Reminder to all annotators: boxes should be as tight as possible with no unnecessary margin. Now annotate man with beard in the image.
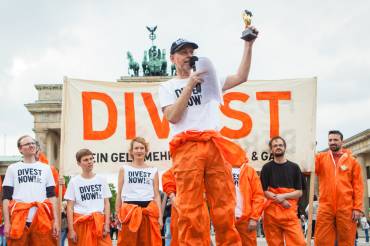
[260,136,306,246]
[314,130,364,246]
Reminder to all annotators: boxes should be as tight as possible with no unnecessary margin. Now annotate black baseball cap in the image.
[170,38,198,55]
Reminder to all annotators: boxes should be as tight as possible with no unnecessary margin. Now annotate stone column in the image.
[356,154,369,216]
[34,129,48,154]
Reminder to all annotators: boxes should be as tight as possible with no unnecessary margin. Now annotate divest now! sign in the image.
[61,77,316,175]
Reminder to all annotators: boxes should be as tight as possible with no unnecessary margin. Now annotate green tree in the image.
[64,176,71,186]
[109,183,117,215]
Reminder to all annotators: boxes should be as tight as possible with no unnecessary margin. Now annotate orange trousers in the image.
[7,200,56,246]
[117,202,161,246]
[263,188,305,246]
[170,131,244,246]
[314,206,357,246]
[68,212,112,246]
[170,203,210,246]
[235,219,257,246]
[7,224,57,246]
[162,167,211,246]
[170,206,179,246]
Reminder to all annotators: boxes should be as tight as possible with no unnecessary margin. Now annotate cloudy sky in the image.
[1,0,369,155]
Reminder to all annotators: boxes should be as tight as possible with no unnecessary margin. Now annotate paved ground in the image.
[109,237,369,245]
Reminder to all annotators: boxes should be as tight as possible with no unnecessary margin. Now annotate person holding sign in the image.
[158,23,257,245]
[64,148,112,246]
[115,137,162,246]
[260,136,305,246]
[2,135,59,246]
[232,161,265,246]
[314,130,364,246]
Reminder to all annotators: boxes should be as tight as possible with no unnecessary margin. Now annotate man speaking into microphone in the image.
[158,25,258,245]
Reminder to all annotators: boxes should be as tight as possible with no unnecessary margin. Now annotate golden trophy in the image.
[241,10,258,41]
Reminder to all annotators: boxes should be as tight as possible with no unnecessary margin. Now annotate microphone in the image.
[189,56,199,72]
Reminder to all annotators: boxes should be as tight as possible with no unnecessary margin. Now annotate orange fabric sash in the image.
[8,199,54,239]
[162,168,176,196]
[170,130,247,168]
[262,187,299,221]
[73,212,105,238]
[264,187,298,208]
[118,201,161,246]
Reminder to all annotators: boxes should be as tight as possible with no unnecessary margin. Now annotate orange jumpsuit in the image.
[170,130,246,246]
[234,164,265,246]
[117,201,161,246]
[38,152,66,197]
[7,199,56,246]
[315,149,364,246]
[263,187,306,246]
[162,168,210,246]
[68,212,112,246]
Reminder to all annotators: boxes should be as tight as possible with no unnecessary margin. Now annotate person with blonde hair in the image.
[115,137,162,246]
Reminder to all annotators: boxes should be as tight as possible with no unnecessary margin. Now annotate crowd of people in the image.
[0,25,367,246]
[0,130,366,246]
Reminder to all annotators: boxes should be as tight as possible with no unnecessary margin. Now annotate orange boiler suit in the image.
[170,130,246,246]
[162,168,210,246]
[262,187,306,246]
[260,160,306,246]
[117,201,161,246]
[68,212,112,246]
[7,199,57,246]
[233,163,265,246]
[314,149,364,246]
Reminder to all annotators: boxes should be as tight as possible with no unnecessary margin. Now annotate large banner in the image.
[61,77,316,175]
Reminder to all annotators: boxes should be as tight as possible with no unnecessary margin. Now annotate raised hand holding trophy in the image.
[241,10,258,41]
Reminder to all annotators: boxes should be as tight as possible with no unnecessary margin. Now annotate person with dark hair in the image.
[2,135,59,245]
[314,130,364,246]
[115,137,162,246]
[109,214,118,240]
[305,195,318,238]
[360,215,369,243]
[60,201,68,246]
[65,148,112,246]
[260,136,306,246]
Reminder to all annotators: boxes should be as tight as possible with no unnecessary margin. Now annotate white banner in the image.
[61,77,316,175]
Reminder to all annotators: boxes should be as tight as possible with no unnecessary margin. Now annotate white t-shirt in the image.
[158,76,225,136]
[121,165,157,202]
[64,174,112,215]
[2,161,55,222]
[232,168,243,218]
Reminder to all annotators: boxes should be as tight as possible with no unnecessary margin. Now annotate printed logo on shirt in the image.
[233,173,239,187]
[128,171,152,184]
[174,83,202,106]
[79,184,103,201]
[17,168,42,184]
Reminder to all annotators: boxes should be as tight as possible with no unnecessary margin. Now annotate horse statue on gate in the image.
[126,51,140,76]
[171,64,176,76]
[142,51,149,76]
[161,49,168,76]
